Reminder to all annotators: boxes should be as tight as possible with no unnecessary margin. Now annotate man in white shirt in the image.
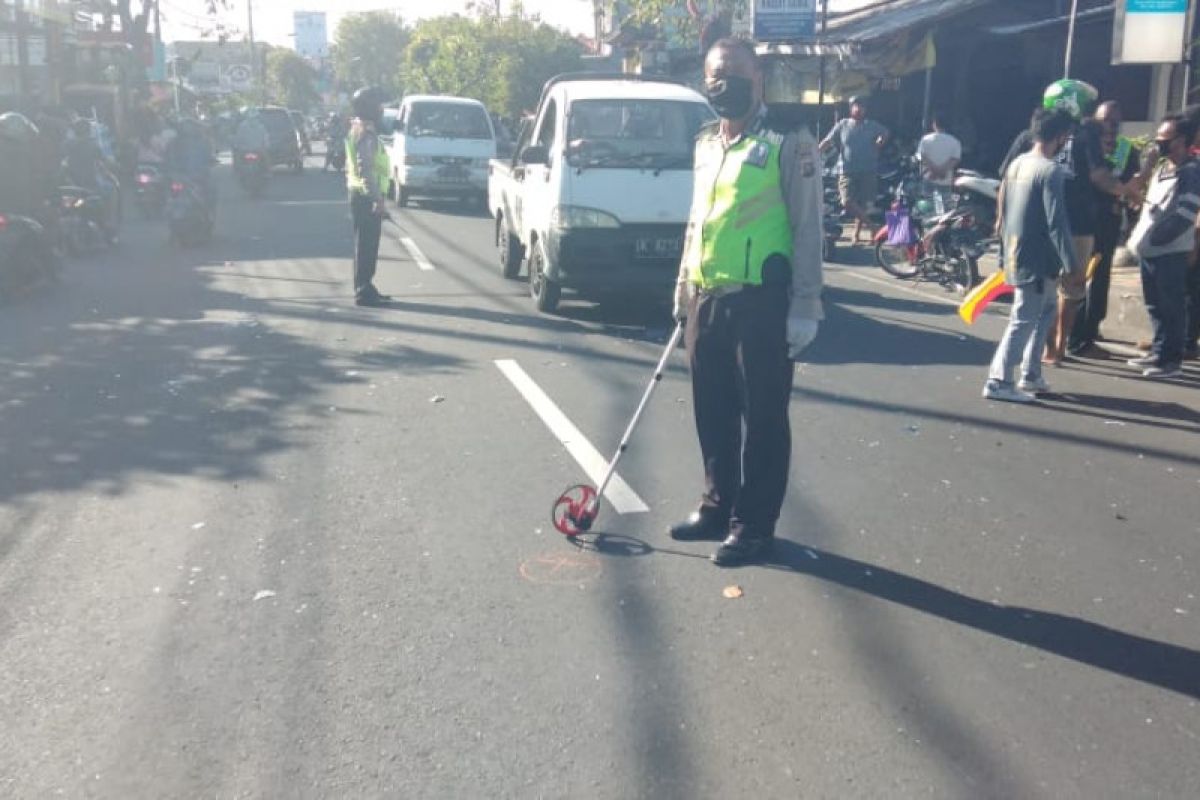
[917,113,961,209]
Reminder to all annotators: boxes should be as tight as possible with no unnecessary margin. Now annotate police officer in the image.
[669,38,824,567]
[347,87,392,306]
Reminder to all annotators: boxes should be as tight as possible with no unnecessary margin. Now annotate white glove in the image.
[787,316,819,360]
[672,279,692,322]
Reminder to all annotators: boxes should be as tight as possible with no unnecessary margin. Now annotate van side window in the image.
[534,100,557,149]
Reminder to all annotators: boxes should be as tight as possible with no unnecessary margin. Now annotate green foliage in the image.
[265,49,320,111]
[332,11,410,96]
[402,12,583,119]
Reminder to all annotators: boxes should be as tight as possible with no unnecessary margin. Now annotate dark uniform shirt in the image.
[1000,120,1105,237]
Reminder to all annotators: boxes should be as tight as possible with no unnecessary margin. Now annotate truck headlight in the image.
[551,206,620,229]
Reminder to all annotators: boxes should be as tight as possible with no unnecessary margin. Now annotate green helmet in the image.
[1043,79,1099,120]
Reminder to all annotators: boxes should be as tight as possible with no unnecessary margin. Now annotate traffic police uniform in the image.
[676,111,824,550]
[346,120,391,301]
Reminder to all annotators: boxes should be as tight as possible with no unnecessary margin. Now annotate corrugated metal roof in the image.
[828,0,994,43]
[757,0,993,57]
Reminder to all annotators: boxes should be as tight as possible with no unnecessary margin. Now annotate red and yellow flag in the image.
[958,271,1013,325]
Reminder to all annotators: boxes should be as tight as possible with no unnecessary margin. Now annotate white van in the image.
[488,75,715,312]
[387,95,496,208]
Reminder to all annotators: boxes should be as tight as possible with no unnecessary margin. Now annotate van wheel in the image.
[529,245,560,313]
[392,179,408,207]
[498,218,522,279]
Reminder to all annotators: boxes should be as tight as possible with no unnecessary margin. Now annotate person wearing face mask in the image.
[1125,114,1200,379]
[1068,101,1142,358]
[346,86,392,307]
[668,37,824,567]
[819,96,888,245]
[983,109,1079,403]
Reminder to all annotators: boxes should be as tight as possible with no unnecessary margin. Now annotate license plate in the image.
[635,236,682,259]
[436,165,468,183]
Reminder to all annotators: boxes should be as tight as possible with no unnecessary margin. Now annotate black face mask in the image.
[1156,138,1176,158]
[706,76,755,120]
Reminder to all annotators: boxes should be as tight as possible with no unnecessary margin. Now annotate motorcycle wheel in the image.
[876,241,920,279]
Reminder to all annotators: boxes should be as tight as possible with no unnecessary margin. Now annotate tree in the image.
[332,11,409,96]
[265,50,320,111]
[403,12,583,119]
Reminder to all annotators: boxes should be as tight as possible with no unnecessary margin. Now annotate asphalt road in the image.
[1,151,1197,799]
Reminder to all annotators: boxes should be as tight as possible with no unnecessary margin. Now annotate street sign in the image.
[753,0,817,41]
[225,64,252,91]
[1113,0,1192,63]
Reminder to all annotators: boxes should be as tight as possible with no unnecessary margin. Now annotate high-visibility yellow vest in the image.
[681,125,793,289]
[346,128,390,197]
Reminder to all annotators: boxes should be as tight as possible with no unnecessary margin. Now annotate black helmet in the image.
[0,111,40,144]
[352,86,386,122]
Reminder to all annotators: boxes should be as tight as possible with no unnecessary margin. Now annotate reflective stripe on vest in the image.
[681,130,793,289]
[346,131,390,196]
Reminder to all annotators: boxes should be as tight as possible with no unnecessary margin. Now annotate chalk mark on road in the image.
[494,359,650,515]
[400,236,436,271]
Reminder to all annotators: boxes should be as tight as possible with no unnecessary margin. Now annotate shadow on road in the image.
[568,532,1200,699]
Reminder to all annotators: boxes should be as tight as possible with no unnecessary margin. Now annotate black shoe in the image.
[669,510,728,542]
[711,534,773,567]
[355,293,390,307]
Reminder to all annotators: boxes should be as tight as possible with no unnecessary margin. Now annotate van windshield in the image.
[407,103,492,140]
[566,99,715,170]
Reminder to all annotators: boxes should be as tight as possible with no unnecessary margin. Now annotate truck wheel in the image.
[529,245,560,313]
[392,179,409,207]
[498,218,522,279]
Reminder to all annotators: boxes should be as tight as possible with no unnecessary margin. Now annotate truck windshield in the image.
[408,103,493,140]
[566,99,714,170]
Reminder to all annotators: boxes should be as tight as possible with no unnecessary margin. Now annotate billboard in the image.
[753,0,817,41]
[293,11,329,62]
[1113,0,1192,64]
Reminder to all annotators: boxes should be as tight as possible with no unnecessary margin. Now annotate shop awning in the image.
[758,0,993,58]
[987,4,1114,36]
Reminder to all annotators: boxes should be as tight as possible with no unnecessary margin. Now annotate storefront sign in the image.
[1113,0,1192,63]
[753,0,817,41]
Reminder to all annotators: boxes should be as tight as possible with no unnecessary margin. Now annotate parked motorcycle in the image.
[953,169,1001,237]
[874,181,984,293]
[0,211,59,302]
[167,179,214,247]
[236,150,269,198]
[326,136,346,172]
[134,163,167,219]
[822,177,843,262]
[57,185,114,255]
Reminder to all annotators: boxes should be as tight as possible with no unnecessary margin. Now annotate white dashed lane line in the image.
[494,359,650,515]
[400,235,436,271]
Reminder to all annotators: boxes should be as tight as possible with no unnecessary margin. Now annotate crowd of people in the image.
[985,80,1200,400]
[814,77,1200,396]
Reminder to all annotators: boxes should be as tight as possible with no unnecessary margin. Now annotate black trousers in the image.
[351,193,382,297]
[1070,220,1119,349]
[1186,256,1200,349]
[685,284,793,540]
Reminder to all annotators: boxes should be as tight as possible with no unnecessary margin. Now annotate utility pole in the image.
[1063,0,1080,78]
[816,0,830,138]
[247,0,258,101]
[14,0,31,108]
[495,0,501,17]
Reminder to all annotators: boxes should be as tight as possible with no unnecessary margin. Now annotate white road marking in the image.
[400,236,436,271]
[494,359,650,515]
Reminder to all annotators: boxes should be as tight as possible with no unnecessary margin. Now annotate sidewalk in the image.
[1105,248,1152,351]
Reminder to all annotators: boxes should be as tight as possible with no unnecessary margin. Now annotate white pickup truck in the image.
[488,73,715,312]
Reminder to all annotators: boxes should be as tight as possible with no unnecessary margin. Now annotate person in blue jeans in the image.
[984,109,1079,403]
[1126,114,1200,379]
